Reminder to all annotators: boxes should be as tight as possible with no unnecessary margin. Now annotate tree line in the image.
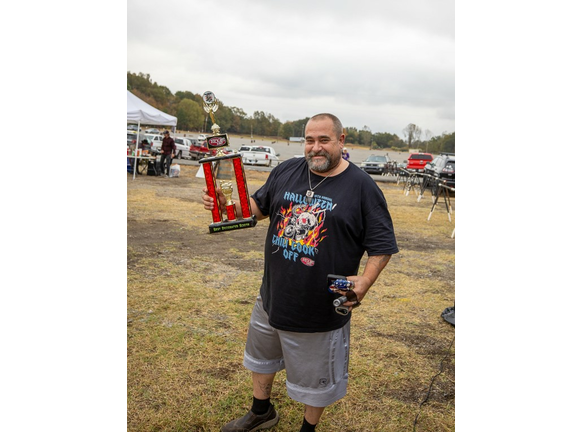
[128,72,454,154]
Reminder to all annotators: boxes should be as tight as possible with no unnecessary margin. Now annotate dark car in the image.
[360,155,390,175]
[406,153,433,173]
[424,153,455,188]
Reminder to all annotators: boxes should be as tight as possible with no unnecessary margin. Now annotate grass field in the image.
[127,164,455,431]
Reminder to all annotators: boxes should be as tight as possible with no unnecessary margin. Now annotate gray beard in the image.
[307,151,339,173]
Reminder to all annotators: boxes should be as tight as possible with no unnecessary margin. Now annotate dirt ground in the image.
[128,171,270,274]
[127,168,453,268]
[127,164,455,431]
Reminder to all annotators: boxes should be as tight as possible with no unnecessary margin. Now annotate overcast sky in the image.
[127,0,454,138]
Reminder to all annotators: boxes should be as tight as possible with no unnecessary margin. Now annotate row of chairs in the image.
[396,170,455,238]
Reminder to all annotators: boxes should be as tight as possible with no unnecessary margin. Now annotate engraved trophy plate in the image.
[200,91,256,233]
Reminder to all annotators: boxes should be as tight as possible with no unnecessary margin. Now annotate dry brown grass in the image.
[127,165,455,431]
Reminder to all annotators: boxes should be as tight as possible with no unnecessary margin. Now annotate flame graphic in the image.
[276,202,295,236]
[276,202,327,246]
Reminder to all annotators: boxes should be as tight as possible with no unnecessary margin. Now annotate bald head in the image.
[307,113,343,140]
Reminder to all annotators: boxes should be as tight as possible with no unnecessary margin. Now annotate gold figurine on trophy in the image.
[203,91,222,135]
[219,180,237,221]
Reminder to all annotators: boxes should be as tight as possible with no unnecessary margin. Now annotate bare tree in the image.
[402,123,422,148]
[423,129,433,152]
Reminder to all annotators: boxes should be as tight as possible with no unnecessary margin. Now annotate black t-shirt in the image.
[252,158,399,332]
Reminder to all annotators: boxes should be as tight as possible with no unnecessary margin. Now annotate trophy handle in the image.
[202,163,222,223]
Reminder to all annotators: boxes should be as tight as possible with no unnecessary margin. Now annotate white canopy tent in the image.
[127,91,178,179]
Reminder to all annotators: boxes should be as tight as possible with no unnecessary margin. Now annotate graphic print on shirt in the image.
[271,191,334,266]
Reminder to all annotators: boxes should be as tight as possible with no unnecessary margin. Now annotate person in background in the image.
[202,113,398,432]
[342,148,350,161]
[139,138,151,153]
[160,131,176,177]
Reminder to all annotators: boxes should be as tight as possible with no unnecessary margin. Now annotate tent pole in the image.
[133,120,140,180]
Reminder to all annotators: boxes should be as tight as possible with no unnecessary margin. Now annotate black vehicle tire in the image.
[177,151,182,159]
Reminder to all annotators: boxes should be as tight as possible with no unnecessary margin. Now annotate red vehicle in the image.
[406,153,433,173]
[189,139,217,160]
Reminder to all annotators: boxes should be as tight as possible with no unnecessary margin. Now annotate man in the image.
[202,113,398,431]
[160,131,176,177]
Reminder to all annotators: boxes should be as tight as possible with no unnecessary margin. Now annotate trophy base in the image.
[209,216,257,233]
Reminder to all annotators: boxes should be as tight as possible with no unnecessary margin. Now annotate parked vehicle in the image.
[217,147,235,155]
[190,139,215,160]
[145,128,160,134]
[127,132,150,149]
[360,155,390,175]
[424,153,455,188]
[148,134,190,159]
[172,137,191,159]
[145,134,163,153]
[406,153,433,173]
[240,146,280,167]
[127,124,140,132]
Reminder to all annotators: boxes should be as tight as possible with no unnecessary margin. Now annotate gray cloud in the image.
[128,0,454,136]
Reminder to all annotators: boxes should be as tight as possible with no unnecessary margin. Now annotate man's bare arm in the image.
[346,254,392,307]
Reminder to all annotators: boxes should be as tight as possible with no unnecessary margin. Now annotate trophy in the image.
[200,91,257,233]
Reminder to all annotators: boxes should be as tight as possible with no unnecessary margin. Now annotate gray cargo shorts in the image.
[243,296,351,407]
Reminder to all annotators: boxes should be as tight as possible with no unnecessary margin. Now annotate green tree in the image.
[373,132,399,149]
[265,113,282,137]
[176,98,204,131]
[127,71,455,141]
[175,90,197,102]
[345,127,358,144]
[441,132,455,153]
[426,132,455,154]
[279,122,294,140]
[213,101,234,133]
[359,126,373,148]
[229,107,248,134]
[392,137,406,149]
[127,71,174,113]
[252,111,269,136]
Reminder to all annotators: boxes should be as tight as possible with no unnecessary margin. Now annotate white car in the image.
[241,146,280,167]
[145,134,163,151]
[172,137,192,159]
[147,134,190,159]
